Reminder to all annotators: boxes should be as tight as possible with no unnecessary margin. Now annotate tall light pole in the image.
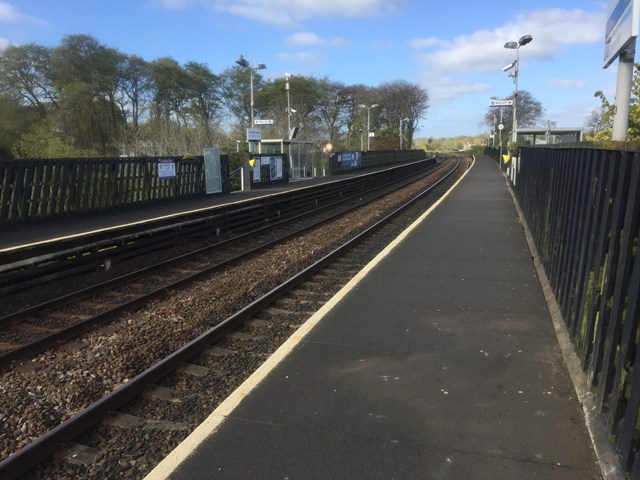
[503,34,532,145]
[285,73,294,136]
[492,114,496,147]
[284,73,293,174]
[399,117,409,150]
[359,104,379,151]
[236,54,266,152]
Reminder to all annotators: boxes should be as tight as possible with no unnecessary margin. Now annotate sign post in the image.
[604,0,640,140]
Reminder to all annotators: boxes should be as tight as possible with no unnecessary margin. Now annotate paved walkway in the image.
[146,155,602,479]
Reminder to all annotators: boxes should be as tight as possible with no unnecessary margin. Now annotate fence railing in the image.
[512,144,640,474]
[0,156,230,225]
[330,149,427,174]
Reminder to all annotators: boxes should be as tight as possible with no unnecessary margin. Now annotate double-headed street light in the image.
[284,73,293,137]
[235,54,266,131]
[359,104,379,151]
[503,34,532,144]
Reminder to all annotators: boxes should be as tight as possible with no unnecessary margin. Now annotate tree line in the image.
[585,63,640,142]
[0,34,430,159]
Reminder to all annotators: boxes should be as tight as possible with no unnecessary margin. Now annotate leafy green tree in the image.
[0,43,57,118]
[585,64,640,141]
[219,65,266,129]
[51,34,126,154]
[315,78,350,146]
[11,119,98,158]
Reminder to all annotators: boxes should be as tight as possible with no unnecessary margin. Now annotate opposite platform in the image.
[147,156,602,479]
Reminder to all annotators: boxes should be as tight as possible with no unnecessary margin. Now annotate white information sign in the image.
[158,159,176,179]
[489,100,513,107]
[604,0,639,67]
[254,119,274,125]
[247,128,261,142]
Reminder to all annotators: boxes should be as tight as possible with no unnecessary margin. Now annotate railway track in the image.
[0,159,447,366]
[0,156,469,479]
[0,158,438,297]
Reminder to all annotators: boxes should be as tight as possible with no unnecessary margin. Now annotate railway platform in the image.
[145,155,605,479]
[0,175,330,251]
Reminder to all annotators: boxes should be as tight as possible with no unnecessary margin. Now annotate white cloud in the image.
[277,50,327,66]
[415,8,605,75]
[172,0,407,27]
[0,1,45,25]
[0,1,21,22]
[372,40,395,50]
[155,0,196,9]
[547,79,588,88]
[286,32,347,47]
[0,36,8,49]
[428,77,492,101]
[409,37,447,50]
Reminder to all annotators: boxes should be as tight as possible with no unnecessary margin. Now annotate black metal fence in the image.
[330,149,427,174]
[513,145,640,474]
[0,155,230,225]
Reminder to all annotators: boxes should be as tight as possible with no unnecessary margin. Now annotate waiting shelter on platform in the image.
[517,127,583,145]
[258,139,315,180]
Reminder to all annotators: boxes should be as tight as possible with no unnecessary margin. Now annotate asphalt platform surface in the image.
[147,155,602,479]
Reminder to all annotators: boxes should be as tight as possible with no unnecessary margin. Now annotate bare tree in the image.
[482,90,544,144]
[376,80,429,148]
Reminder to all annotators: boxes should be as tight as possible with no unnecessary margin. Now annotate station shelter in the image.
[258,139,315,180]
[517,127,583,145]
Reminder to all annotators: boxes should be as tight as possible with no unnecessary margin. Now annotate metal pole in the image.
[249,69,255,154]
[399,119,403,150]
[492,115,496,147]
[499,107,503,169]
[250,69,254,129]
[612,43,636,141]
[286,76,293,176]
[512,47,519,145]
[367,109,371,151]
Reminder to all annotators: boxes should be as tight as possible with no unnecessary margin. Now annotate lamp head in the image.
[502,62,516,72]
[504,41,518,49]
[519,35,533,46]
[235,55,250,68]
[255,63,266,70]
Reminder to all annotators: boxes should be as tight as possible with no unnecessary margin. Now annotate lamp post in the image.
[359,104,379,151]
[503,34,532,145]
[284,73,294,174]
[236,55,266,152]
[492,114,496,147]
[399,117,409,150]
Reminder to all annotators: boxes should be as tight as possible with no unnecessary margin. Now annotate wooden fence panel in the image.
[0,155,217,224]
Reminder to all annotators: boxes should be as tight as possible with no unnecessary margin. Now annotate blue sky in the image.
[0,0,617,138]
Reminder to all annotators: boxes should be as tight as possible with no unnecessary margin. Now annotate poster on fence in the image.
[267,156,283,180]
[337,152,362,169]
[158,159,176,179]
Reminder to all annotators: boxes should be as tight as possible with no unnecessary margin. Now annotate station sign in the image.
[604,0,639,68]
[254,119,274,125]
[489,100,514,107]
[247,128,261,142]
